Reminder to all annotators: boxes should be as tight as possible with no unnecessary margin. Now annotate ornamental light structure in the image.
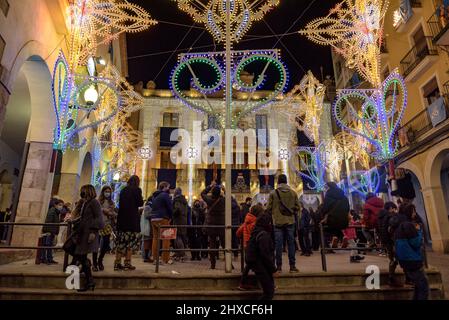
[53,0,156,151]
[172,0,282,273]
[300,0,407,192]
[277,71,325,146]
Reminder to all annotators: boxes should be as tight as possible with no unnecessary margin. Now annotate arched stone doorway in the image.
[424,145,449,253]
[408,170,431,244]
[0,56,56,246]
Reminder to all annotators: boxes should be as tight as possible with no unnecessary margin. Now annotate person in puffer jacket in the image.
[362,193,384,247]
[237,204,265,290]
[394,203,429,300]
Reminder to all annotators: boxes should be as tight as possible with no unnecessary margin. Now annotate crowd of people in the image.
[38,173,429,300]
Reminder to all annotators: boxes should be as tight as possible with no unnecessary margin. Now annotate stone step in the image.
[0,269,443,291]
[0,284,444,300]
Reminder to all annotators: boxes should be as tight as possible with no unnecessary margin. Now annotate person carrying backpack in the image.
[266,174,300,273]
[320,182,350,249]
[237,204,264,290]
[394,204,429,300]
[245,213,277,300]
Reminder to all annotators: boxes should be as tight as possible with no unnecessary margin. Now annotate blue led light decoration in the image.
[348,169,381,197]
[333,69,407,162]
[290,143,327,192]
[170,50,288,128]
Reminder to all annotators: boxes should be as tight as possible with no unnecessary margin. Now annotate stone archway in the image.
[1,56,56,246]
[423,143,449,253]
[79,152,93,188]
[397,167,432,244]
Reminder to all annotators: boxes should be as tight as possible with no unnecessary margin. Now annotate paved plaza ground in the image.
[0,249,447,298]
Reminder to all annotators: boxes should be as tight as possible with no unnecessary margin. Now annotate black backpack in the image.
[245,230,265,265]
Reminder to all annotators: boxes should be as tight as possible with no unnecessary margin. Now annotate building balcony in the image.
[400,37,438,82]
[397,84,449,155]
[393,0,422,33]
[427,6,449,47]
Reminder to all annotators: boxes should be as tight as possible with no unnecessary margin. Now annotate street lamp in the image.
[84,85,99,106]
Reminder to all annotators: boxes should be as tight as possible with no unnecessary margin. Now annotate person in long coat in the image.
[115,175,144,271]
[72,184,104,292]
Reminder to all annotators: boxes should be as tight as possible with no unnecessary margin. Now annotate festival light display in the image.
[333,69,407,162]
[170,50,288,127]
[334,131,371,169]
[290,143,327,192]
[299,0,389,87]
[349,169,381,197]
[278,71,325,144]
[53,0,155,151]
[174,0,280,43]
[66,0,156,70]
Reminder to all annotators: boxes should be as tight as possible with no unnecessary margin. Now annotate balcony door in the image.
[413,26,428,57]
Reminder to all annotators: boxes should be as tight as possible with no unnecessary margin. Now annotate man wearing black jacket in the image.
[246,213,277,300]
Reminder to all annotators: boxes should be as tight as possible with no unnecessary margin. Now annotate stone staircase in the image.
[0,269,445,300]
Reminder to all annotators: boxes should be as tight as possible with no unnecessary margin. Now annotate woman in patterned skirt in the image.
[114,176,144,271]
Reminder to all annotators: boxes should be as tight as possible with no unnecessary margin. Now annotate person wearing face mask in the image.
[96,186,117,271]
[71,185,104,292]
[41,199,64,264]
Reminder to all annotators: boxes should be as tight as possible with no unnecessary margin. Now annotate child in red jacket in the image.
[237,204,264,290]
[343,214,365,263]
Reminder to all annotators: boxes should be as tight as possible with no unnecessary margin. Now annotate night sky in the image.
[126,0,340,90]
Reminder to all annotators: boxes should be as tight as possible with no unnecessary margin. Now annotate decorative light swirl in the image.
[173,0,280,43]
[349,169,381,197]
[170,50,288,128]
[333,69,407,162]
[289,144,327,192]
[277,71,325,145]
[299,0,389,87]
[67,0,157,70]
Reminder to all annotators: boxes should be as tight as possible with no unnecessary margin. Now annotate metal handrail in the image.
[154,224,244,273]
[0,221,71,271]
[319,223,428,272]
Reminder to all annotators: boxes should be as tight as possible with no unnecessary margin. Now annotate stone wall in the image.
[11,142,54,247]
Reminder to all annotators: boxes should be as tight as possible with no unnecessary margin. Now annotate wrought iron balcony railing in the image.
[398,92,449,148]
[400,37,438,78]
[427,6,449,44]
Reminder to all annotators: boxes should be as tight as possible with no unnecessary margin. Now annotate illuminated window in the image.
[163,112,179,127]
[422,77,440,106]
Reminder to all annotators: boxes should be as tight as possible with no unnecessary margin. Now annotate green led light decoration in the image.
[333,69,407,162]
[170,50,288,128]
